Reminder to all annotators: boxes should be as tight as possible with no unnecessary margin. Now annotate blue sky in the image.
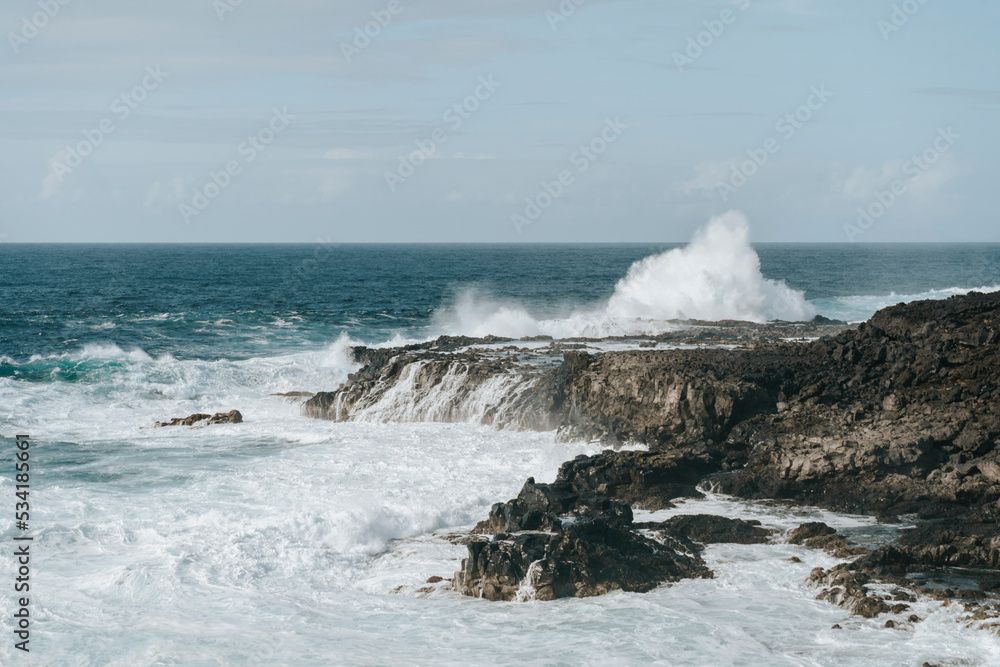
[0,0,997,242]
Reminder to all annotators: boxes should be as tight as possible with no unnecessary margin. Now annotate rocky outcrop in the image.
[305,291,1000,603]
[461,291,1000,603]
[453,448,746,600]
[809,565,910,619]
[155,410,243,427]
[455,517,711,601]
[302,322,849,443]
[640,515,774,546]
[789,522,868,558]
[711,291,1000,522]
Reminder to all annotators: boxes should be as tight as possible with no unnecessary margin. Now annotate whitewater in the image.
[2,216,999,665]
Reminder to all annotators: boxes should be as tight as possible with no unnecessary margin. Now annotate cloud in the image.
[841,154,961,202]
[674,159,739,196]
[842,161,901,200]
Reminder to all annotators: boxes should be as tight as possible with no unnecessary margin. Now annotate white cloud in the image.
[674,159,739,196]
[842,162,899,200]
[841,154,961,202]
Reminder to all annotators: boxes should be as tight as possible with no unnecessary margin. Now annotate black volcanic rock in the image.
[789,522,837,544]
[306,291,1000,603]
[455,516,711,601]
[637,515,774,547]
[455,449,720,600]
[155,410,243,427]
[788,523,867,558]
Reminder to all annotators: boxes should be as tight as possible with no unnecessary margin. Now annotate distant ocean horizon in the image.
[4,237,999,359]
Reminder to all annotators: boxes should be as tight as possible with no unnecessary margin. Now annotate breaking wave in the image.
[432,211,815,338]
[605,212,815,323]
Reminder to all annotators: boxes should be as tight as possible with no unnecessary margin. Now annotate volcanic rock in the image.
[155,410,243,427]
[638,514,774,546]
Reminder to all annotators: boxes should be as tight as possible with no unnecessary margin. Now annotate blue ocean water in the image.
[2,242,999,362]
[2,239,1000,666]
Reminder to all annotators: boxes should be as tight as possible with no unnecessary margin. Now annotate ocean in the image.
[2,233,1000,665]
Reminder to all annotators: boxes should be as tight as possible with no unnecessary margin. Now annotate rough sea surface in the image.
[2,239,999,665]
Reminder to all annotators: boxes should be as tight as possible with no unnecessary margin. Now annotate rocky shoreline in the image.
[305,292,1000,627]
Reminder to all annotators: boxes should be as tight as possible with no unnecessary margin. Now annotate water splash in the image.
[513,559,544,602]
[432,211,815,338]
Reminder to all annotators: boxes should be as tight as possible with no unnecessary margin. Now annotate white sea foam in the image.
[77,342,154,362]
[18,339,992,667]
[2,351,998,665]
[432,212,815,339]
[358,494,1000,666]
[347,360,537,426]
[813,283,1000,323]
[604,212,815,323]
[0,334,362,442]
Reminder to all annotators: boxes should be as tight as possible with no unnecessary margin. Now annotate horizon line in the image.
[3,241,1000,246]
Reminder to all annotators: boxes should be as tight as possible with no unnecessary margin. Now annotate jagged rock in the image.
[458,453,720,601]
[207,410,243,424]
[639,514,774,546]
[307,291,1000,603]
[454,517,710,601]
[156,413,211,427]
[790,522,837,543]
[787,522,868,558]
[874,520,1000,571]
[809,565,895,618]
[155,410,243,427]
[554,448,722,510]
[474,476,632,535]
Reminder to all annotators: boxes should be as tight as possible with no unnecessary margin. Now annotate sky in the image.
[0,0,997,243]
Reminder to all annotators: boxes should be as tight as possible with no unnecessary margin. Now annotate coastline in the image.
[304,291,1000,630]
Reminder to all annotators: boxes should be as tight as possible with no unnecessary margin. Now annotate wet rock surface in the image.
[155,410,243,427]
[638,515,774,547]
[308,292,1000,606]
[454,517,712,601]
[454,451,721,600]
[789,522,868,558]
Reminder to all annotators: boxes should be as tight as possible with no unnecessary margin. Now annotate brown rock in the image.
[789,522,836,544]
[155,410,243,427]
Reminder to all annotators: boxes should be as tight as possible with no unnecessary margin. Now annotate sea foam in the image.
[604,212,815,323]
[432,212,815,338]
